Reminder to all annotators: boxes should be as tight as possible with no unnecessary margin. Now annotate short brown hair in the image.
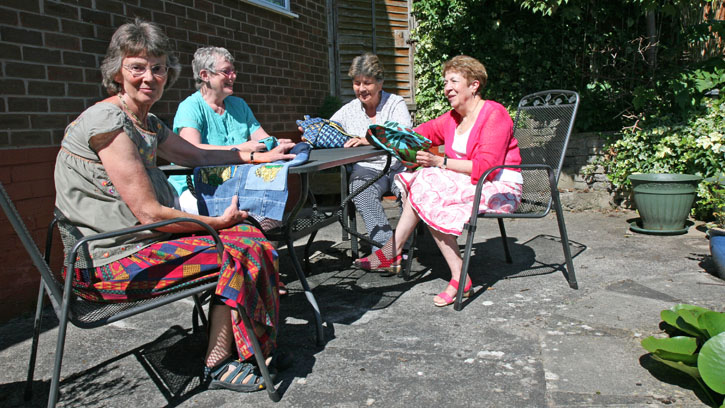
[348,53,384,82]
[442,55,487,95]
[100,18,181,95]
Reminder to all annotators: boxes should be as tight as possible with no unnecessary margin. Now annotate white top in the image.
[330,91,412,171]
[451,123,522,184]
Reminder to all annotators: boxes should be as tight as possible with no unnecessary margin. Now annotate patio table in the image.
[161,145,391,345]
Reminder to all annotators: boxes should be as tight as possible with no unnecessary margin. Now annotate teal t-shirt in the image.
[168,91,262,195]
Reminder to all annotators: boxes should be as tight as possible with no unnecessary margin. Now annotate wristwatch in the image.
[441,156,448,169]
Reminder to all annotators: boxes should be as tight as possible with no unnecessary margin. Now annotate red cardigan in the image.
[414,100,521,185]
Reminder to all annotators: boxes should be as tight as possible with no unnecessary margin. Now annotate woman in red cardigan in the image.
[356,55,523,307]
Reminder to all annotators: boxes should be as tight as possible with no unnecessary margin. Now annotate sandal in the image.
[354,248,402,274]
[433,279,473,307]
[278,282,288,297]
[267,349,293,371]
[203,358,266,392]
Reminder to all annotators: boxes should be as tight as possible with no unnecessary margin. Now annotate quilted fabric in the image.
[296,115,353,148]
[366,121,432,170]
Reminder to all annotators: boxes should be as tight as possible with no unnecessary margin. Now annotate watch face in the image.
[230,147,240,152]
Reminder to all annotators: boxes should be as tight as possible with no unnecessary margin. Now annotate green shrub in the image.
[600,97,725,219]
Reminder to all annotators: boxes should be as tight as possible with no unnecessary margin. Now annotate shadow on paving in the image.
[2,325,207,408]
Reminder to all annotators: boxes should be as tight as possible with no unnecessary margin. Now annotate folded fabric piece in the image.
[245,142,311,191]
[296,115,353,148]
[366,121,432,170]
[193,142,311,221]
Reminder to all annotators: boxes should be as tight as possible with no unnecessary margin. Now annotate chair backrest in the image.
[513,90,579,179]
[511,90,579,214]
[0,182,65,304]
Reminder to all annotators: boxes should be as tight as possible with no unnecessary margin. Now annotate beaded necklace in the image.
[119,94,150,132]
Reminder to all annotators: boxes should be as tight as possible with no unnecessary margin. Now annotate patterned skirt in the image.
[68,224,279,360]
[395,167,523,236]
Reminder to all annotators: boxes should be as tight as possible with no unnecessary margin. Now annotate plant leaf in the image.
[698,332,725,394]
[699,311,725,338]
[650,354,701,379]
[660,308,703,337]
[642,336,698,355]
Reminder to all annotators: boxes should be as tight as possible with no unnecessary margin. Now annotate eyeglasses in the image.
[123,64,169,78]
[210,68,237,78]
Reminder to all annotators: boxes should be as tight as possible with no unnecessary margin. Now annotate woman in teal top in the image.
[168,46,293,212]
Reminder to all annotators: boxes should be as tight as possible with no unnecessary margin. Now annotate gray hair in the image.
[192,46,235,90]
[347,53,384,82]
[100,18,181,95]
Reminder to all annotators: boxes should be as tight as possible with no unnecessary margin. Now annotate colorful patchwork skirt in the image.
[395,167,523,236]
[68,224,279,360]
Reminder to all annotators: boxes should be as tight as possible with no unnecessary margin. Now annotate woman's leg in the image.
[350,167,392,251]
[355,192,420,270]
[205,303,234,367]
[429,228,470,304]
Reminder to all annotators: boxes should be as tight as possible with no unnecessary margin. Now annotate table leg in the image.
[286,236,325,346]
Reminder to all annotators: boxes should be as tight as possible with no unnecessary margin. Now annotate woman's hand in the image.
[255,141,296,162]
[344,137,368,148]
[218,196,249,228]
[237,140,267,152]
[416,151,444,168]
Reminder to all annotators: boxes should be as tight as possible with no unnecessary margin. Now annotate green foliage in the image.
[702,176,725,227]
[642,304,725,407]
[317,95,343,119]
[411,0,724,131]
[599,97,725,218]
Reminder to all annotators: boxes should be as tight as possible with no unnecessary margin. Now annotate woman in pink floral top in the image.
[355,55,523,307]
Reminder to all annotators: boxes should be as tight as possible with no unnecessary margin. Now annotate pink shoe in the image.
[354,248,402,274]
[433,279,473,307]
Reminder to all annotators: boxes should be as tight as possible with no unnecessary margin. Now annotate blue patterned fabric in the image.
[296,115,353,148]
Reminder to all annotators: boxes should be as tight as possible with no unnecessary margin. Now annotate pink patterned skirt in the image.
[395,167,522,236]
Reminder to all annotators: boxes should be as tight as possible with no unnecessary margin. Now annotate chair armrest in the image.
[68,217,224,272]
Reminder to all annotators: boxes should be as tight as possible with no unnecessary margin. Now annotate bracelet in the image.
[441,156,448,169]
[249,151,255,163]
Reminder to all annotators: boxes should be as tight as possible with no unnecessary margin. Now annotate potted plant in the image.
[628,173,702,234]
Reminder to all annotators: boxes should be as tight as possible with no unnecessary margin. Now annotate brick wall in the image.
[0,0,330,321]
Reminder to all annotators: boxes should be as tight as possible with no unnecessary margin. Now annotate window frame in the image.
[241,0,298,18]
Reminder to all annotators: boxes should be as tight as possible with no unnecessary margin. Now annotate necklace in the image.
[119,95,150,131]
[457,99,483,133]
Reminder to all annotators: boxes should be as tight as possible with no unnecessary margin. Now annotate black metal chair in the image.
[0,182,280,407]
[453,90,581,310]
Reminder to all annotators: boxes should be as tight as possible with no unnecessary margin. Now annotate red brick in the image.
[60,19,94,37]
[10,131,53,147]
[80,8,112,26]
[5,62,46,79]
[81,38,108,54]
[48,66,84,82]
[44,1,79,19]
[0,8,19,24]
[1,114,30,129]
[68,83,102,98]
[44,32,81,51]
[1,26,42,46]
[63,51,98,67]
[19,11,59,31]
[0,0,39,13]
[30,113,69,129]
[0,147,59,166]
[7,97,48,112]
[95,0,124,14]
[49,98,86,113]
